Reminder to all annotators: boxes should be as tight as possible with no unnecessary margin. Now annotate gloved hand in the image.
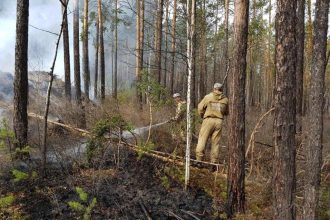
[168,117,176,123]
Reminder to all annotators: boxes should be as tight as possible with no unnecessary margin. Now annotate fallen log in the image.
[119,140,226,169]
[28,112,91,135]
[29,112,225,169]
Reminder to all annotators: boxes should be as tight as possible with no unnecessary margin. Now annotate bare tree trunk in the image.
[303,0,313,114]
[303,0,329,218]
[113,0,118,99]
[94,13,99,98]
[73,0,81,104]
[62,0,71,101]
[265,0,272,109]
[191,0,197,108]
[296,0,305,133]
[199,0,207,99]
[170,0,177,94]
[139,0,145,103]
[14,0,29,149]
[223,0,230,93]
[98,0,105,100]
[83,0,90,100]
[247,0,256,108]
[135,0,144,109]
[163,0,169,88]
[42,2,66,173]
[273,1,297,219]
[213,0,219,85]
[227,0,249,216]
[154,0,164,84]
[185,0,195,190]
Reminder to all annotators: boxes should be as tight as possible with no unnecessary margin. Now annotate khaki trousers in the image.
[196,117,223,163]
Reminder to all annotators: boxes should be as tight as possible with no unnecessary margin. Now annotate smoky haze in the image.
[0,0,136,91]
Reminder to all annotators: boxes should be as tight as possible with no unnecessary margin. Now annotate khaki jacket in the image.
[198,92,228,119]
[173,101,187,121]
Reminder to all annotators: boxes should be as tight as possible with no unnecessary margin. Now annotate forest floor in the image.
[0,97,329,219]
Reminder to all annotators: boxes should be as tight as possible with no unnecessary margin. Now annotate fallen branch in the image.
[28,113,91,135]
[29,111,224,169]
[246,107,274,157]
[166,210,184,220]
[246,107,275,179]
[180,210,201,220]
[119,140,226,168]
[255,141,274,148]
[138,199,153,220]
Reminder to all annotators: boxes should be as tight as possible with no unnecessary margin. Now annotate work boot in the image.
[210,166,218,173]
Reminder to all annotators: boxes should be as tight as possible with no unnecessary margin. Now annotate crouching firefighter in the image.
[196,83,228,163]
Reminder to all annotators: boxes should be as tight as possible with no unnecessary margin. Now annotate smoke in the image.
[0,0,137,92]
[0,0,64,75]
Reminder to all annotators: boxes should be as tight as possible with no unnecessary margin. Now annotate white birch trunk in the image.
[185,0,195,190]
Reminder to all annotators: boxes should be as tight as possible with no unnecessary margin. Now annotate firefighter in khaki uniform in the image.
[170,93,187,122]
[169,93,187,141]
[196,83,228,163]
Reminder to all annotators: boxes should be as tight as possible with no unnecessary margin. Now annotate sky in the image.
[0,0,64,75]
[0,0,322,82]
[0,0,136,89]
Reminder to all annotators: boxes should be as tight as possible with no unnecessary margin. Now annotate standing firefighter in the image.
[169,93,187,143]
[170,93,187,122]
[196,83,228,163]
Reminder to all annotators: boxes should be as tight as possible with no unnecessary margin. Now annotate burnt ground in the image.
[0,145,226,220]
[0,106,329,220]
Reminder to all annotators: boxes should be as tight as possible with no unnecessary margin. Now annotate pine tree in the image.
[13,0,29,148]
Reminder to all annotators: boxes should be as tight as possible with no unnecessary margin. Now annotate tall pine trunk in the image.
[223,0,230,93]
[273,1,297,219]
[303,0,329,218]
[170,0,177,94]
[113,0,118,99]
[62,0,71,101]
[303,0,313,114]
[83,0,90,100]
[73,0,81,104]
[14,0,29,148]
[295,0,305,133]
[212,0,219,85]
[199,0,207,99]
[227,0,249,216]
[98,0,105,100]
[163,0,169,88]
[135,0,144,109]
[94,13,99,98]
[154,0,164,84]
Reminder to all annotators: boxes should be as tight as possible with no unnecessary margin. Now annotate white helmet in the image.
[213,83,223,90]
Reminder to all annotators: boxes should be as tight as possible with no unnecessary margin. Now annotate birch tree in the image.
[185,0,196,190]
